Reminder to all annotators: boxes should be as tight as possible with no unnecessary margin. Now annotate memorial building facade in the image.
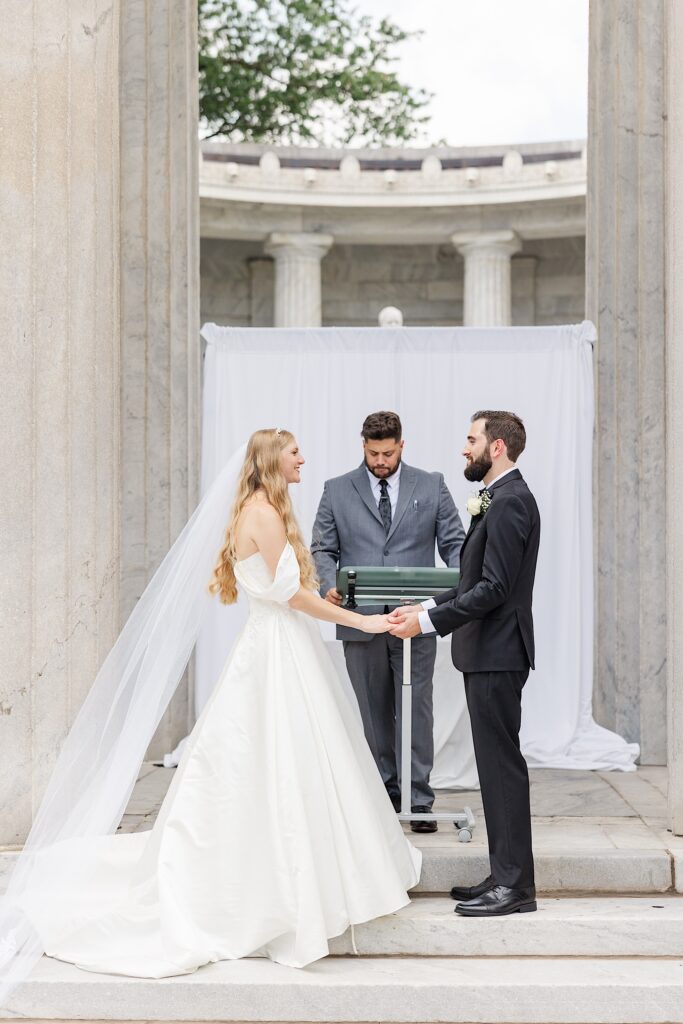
[199,140,586,331]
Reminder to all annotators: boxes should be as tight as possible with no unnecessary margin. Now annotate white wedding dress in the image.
[19,543,421,976]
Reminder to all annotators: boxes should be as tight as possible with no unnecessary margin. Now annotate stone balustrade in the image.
[199,143,587,207]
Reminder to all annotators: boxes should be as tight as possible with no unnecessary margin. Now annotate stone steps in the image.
[415,847,674,893]
[4,770,678,1021]
[0,846,675,898]
[5,951,683,1023]
[1,836,680,1022]
[329,895,683,957]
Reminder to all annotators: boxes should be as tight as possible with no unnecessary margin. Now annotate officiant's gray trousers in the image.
[343,634,437,808]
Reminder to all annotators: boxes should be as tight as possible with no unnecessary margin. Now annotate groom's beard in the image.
[464,450,492,482]
[365,454,402,479]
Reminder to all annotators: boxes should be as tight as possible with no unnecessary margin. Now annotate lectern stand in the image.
[336,566,476,841]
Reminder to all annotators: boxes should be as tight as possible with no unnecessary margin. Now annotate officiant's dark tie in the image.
[379,479,392,534]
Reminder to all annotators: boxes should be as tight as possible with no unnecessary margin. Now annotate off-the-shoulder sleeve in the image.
[259,544,301,603]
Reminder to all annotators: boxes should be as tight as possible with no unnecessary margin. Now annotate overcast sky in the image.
[357,0,589,148]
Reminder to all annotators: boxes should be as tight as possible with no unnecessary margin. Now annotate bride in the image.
[2,428,420,988]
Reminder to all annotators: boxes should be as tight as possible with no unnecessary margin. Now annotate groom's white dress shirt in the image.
[417,466,519,635]
[366,463,401,516]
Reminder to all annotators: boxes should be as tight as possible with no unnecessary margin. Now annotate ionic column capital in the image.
[264,232,334,261]
[451,229,522,258]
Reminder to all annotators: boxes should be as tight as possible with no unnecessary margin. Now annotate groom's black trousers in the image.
[463,668,535,890]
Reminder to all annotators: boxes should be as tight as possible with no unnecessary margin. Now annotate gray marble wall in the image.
[523,238,586,326]
[200,238,586,330]
[323,244,464,326]
[201,240,262,327]
[587,0,666,764]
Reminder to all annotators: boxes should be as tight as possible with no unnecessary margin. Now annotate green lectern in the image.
[336,565,476,841]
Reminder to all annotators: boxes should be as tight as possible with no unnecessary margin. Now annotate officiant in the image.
[312,411,465,831]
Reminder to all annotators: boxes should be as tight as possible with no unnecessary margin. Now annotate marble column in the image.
[264,232,333,327]
[119,0,200,759]
[666,0,683,832]
[0,2,121,843]
[452,230,521,326]
[586,0,666,764]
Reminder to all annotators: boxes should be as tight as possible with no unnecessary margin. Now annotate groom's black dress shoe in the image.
[410,806,437,833]
[450,875,495,901]
[455,884,537,917]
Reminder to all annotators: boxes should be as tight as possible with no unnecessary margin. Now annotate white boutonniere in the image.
[466,489,492,518]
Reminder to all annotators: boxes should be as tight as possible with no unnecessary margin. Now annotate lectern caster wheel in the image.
[457,827,473,843]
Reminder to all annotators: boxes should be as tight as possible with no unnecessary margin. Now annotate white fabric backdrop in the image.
[194,322,638,783]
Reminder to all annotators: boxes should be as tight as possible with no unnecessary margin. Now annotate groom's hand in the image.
[324,587,343,606]
[388,606,421,639]
[388,604,422,621]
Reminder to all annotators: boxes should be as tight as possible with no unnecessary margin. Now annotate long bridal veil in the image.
[0,442,248,1005]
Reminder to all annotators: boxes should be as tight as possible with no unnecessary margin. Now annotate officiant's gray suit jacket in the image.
[311,463,465,641]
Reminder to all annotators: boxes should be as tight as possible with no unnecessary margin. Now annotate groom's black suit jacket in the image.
[428,469,540,673]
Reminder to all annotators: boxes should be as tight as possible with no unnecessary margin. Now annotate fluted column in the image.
[264,232,333,327]
[666,0,683,833]
[452,230,521,326]
[0,2,121,843]
[119,0,200,759]
[587,0,666,765]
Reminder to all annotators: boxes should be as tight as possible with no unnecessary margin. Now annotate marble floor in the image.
[118,763,676,859]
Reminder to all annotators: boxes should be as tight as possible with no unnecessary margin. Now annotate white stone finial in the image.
[378,306,404,327]
[383,169,398,189]
[303,167,317,187]
[421,155,442,182]
[502,150,523,177]
[225,161,239,180]
[465,167,479,187]
[339,154,361,181]
[259,151,280,178]
[544,160,558,179]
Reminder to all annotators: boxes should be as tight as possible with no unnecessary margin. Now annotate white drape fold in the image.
[197,322,638,780]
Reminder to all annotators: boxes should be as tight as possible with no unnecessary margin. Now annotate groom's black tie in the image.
[379,479,392,534]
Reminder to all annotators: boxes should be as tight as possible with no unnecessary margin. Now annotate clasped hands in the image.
[362,604,423,638]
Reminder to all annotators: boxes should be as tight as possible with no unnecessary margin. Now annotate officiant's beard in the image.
[364,453,402,479]
[464,450,492,482]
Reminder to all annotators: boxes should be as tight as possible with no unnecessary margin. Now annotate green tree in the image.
[198,0,431,146]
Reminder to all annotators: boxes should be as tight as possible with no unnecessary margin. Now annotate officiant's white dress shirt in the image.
[366,463,401,516]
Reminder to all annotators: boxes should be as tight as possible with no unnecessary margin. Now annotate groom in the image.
[389,410,540,917]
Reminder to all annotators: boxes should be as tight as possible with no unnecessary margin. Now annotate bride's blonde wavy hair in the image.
[209,428,318,604]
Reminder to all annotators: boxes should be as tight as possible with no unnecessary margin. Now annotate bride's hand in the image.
[360,614,390,634]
